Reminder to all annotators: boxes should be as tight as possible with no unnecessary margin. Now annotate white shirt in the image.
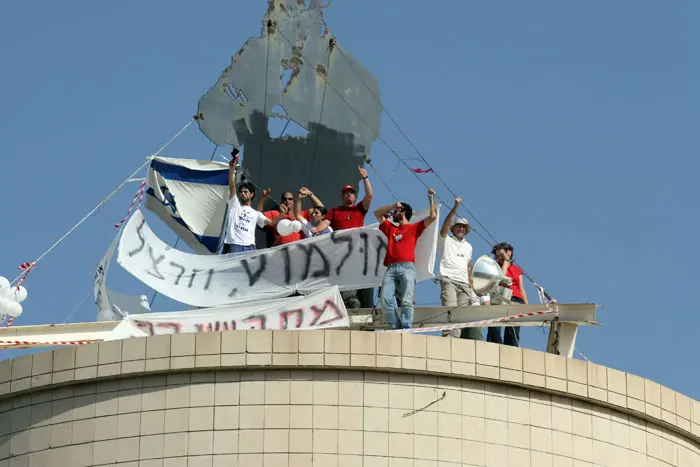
[224,196,267,246]
[438,234,472,284]
[300,218,333,238]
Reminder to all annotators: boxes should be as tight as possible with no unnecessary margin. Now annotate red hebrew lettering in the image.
[308,299,344,327]
[134,320,155,336]
[279,309,304,329]
[243,316,267,330]
[196,321,234,333]
[156,322,182,334]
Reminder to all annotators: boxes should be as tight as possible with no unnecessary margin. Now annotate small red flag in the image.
[410,167,434,174]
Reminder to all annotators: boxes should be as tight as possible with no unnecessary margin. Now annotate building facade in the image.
[0,331,698,466]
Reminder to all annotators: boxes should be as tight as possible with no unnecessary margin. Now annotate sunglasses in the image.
[282,197,294,201]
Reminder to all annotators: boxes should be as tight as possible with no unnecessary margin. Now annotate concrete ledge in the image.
[1,330,697,443]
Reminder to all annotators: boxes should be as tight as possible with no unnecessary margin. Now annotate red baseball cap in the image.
[341,185,356,194]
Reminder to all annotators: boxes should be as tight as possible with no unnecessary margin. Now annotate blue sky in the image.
[1,1,698,397]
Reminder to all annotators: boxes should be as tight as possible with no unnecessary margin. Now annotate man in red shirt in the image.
[319,166,374,308]
[257,188,324,247]
[486,242,529,347]
[373,188,437,329]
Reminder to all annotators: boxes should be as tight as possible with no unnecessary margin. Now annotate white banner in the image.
[94,235,150,321]
[117,207,438,307]
[105,286,348,339]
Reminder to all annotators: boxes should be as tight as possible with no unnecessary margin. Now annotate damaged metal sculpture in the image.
[197,0,382,211]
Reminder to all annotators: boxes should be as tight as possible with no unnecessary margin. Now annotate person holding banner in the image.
[374,188,437,329]
[222,150,285,254]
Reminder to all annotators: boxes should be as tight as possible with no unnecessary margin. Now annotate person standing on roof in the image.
[295,187,332,238]
[222,149,285,254]
[318,165,374,308]
[438,197,482,340]
[257,187,325,246]
[486,242,528,347]
[373,188,437,329]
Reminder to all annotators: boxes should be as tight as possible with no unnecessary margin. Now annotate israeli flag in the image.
[145,156,229,254]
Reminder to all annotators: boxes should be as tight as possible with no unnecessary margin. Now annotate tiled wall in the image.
[0,331,699,467]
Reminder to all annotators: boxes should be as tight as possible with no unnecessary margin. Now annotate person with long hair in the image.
[486,242,528,346]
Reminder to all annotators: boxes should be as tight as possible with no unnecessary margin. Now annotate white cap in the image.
[453,217,469,226]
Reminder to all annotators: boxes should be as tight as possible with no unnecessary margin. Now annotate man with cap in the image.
[438,197,482,340]
[322,166,374,308]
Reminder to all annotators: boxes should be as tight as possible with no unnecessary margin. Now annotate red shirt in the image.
[379,220,426,266]
[505,264,524,300]
[264,210,309,246]
[327,204,367,231]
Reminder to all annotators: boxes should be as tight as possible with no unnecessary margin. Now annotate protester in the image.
[222,151,285,254]
[486,242,528,346]
[319,166,374,309]
[256,187,324,246]
[295,188,333,237]
[373,188,437,329]
[438,197,481,340]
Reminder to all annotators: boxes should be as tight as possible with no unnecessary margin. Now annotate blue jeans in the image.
[222,243,256,254]
[381,262,416,329]
[486,296,523,347]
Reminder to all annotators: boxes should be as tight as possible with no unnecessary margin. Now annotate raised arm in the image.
[358,166,373,212]
[300,187,324,208]
[256,188,272,212]
[265,203,288,227]
[440,197,462,238]
[295,189,306,222]
[228,149,239,199]
[374,202,399,223]
[423,188,437,228]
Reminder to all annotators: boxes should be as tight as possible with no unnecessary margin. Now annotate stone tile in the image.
[121,359,146,374]
[239,405,265,429]
[140,434,164,460]
[145,357,170,372]
[164,408,189,434]
[572,435,593,463]
[545,377,567,393]
[247,330,273,353]
[214,430,239,454]
[475,341,499,367]
[476,365,499,379]
[166,384,190,408]
[237,430,263,454]
[627,397,645,414]
[676,392,691,421]
[644,379,661,407]
[214,406,239,430]
[196,354,222,368]
[264,405,290,429]
[168,334,192,357]
[92,439,117,465]
[524,372,545,387]
[586,363,606,389]
[499,345,522,371]
[401,334,426,358]
[298,331,324,353]
[290,429,313,453]
[567,381,587,398]
[660,385,676,413]
[350,331,375,354]
[273,330,299,353]
[221,330,246,353]
[363,431,388,456]
[338,406,363,431]
[98,340,122,365]
[325,353,350,366]
[122,337,146,361]
[11,355,32,381]
[566,358,587,384]
[522,349,545,375]
[626,374,644,400]
[147,334,172,358]
[164,432,188,458]
[500,368,523,383]
[141,410,165,436]
[376,333,401,356]
[196,332,222,355]
[402,356,426,371]
[189,431,215,456]
[451,337,476,363]
[544,353,566,379]
[426,335,451,361]
[325,330,350,354]
[30,352,52,376]
[298,353,323,366]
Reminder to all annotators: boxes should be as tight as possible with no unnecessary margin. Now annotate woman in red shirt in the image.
[486,242,528,347]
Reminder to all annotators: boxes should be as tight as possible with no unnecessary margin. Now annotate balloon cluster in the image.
[277,219,302,237]
[0,277,26,318]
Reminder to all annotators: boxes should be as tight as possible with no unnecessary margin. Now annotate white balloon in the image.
[4,301,22,318]
[289,220,302,233]
[0,297,12,315]
[10,286,27,303]
[0,276,9,289]
[277,219,292,236]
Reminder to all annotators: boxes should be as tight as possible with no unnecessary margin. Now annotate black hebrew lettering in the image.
[243,315,267,330]
[241,255,268,287]
[134,320,155,336]
[375,236,387,276]
[127,219,147,257]
[331,232,353,275]
[188,269,201,288]
[146,246,166,280]
[279,309,303,329]
[204,269,215,290]
[360,232,369,276]
[228,287,239,297]
[170,262,186,285]
[309,299,344,326]
[297,243,330,281]
[281,247,291,285]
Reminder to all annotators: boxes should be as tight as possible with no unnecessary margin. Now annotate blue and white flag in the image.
[145,156,229,254]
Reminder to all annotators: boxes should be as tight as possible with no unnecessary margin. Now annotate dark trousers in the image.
[486,296,524,347]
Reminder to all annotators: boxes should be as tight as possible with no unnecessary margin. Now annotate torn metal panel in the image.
[197,0,382,215]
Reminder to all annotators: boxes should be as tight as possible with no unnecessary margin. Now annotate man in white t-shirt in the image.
[438,197,481,340]
[222,151,284,254]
